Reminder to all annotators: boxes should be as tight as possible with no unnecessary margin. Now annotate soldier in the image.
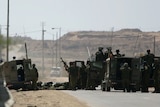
[105,47,113,59]
[114,49,121,57]
[85,60,97,90]
[141,49,155,92]
[81,62,87,89]
[31,64,39,90]
[17,66,25,81]
[141,61,150,92]
[120,62,131,92]
[153,59,160,93]
[77,62,87,89]
[95,47,105,61]
[68,62,78,90]
[143,50,155,77]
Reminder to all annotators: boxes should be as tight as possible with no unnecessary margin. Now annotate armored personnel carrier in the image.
[101,57,141,92]
[2,58,34,90]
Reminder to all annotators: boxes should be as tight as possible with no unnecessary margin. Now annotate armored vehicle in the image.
[61,58,87,90]
[1,58,34,90]
[101,57,141,92]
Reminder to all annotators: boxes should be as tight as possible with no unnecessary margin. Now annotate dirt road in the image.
[11,89,89,107]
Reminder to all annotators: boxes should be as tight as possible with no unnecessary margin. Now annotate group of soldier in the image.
[95,47,160,93]
[95,47,124,61]
[62,47,125,90]
[119,49,160,93]
[62,47,160,93]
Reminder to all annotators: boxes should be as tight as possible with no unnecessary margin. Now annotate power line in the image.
[10,30,42,36]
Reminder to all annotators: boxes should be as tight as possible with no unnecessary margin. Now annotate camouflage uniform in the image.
[143,50,154,77]
[31,64,39,90]
[141,50,155,92]
[141,61,150,92]
[153,59,160,93]
[120,63,131,92]
[68,62,78,90]
[114,49,122,58]
[77,62,87,89]
[95,47,105,61]
[85,61,96,90]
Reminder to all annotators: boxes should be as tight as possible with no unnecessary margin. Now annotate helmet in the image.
[147,49,150,53]
[123,63,128,67]
[116,49,120,53]
[13,56,16,59]
[98,47,103,51]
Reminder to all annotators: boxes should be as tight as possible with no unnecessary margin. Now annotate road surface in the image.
[64,89,160,107]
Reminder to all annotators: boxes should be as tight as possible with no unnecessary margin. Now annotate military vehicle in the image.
[2,58,34,89]
[101,57,141,92]
[85,47,108,90]
[61,58,87,89]
[0,43,37,90]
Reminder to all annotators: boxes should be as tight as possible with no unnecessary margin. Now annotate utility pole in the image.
[153,36,155,55]
[59,28,61,63]
[111,27,114,48]
[52,27,61,67]
[51,34,54,67]
[42,22,45,76]
[6,0,10,61]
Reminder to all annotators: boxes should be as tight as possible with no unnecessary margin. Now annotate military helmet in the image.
[33,64,36,67]
[147,49,150,53]
[98,47,103,51]
[116,49,120,53]
[123,62,128,67]
[13,56,16,60]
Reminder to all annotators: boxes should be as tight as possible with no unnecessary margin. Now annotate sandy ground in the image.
[10,90,89,107]
[10,77,89,107]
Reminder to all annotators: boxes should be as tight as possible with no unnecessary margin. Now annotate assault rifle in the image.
[60,57,69,72]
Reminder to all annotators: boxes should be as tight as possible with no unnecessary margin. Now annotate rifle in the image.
[60,57,69,71]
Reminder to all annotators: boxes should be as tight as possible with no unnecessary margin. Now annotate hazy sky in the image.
[0,0,160,40]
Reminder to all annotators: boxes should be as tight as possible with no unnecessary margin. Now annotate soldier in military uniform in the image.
[153,58,160,93]
[17,66,25,81]
[68,62,78,90]
[77,62,87,89]
[85,61,96,90]
[31,64,39,90]
[114,49,122,57]
[143,50,155,78]
[120,62,131,92]
[141,49,155,92]
[141,61,150,92]
[95,47,105,61]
